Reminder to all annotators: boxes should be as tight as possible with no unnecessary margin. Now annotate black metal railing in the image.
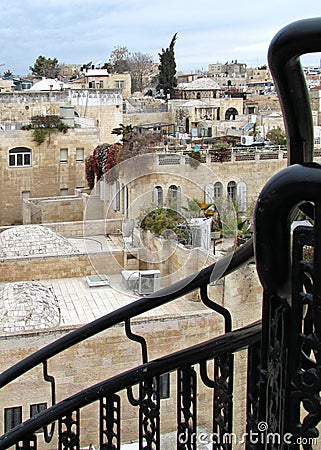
[0,239,254,450]
[2,16,321,450]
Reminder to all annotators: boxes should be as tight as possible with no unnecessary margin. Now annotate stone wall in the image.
[45,218,123,237]
[24,196,84,224]
[0,251,124,283]
[0,129,98,225]
[0,268,260,447]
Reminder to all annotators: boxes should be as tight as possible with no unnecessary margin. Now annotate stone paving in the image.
[0,227,211,332]
[0,273,210,333]
[40,274,209,327]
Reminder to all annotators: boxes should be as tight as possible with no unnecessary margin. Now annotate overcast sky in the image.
[2,0,321,76]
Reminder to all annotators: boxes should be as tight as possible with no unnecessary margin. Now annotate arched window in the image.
[237,181,247,211]
[9,147,32,167]
[227,181,237,201]
[214,182,223,198]
[168,185,181,210]
[225,107,238,121]
[153,186,163,207]
[205,183,214,203]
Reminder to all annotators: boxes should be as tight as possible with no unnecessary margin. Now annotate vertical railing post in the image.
[254,163,321,448]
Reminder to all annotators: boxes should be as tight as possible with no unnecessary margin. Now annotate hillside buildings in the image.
[1,58,321,446]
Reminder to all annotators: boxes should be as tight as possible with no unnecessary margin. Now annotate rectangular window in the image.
[153,373,170,399]
[99,80,104,88]
[30,403,47,433]
[60,188,68,196]
[24,153,31,165]
[76,148,84,162]
[115,81,124,89]
[160,373,170,398]
[4,406,22,432]
[9,154,15,166]
[60,148,68,163]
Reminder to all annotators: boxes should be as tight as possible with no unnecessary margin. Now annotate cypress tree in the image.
[157,33,178,98]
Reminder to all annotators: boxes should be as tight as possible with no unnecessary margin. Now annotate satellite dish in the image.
[123,219,135,237]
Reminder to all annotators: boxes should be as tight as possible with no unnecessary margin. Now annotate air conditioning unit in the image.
[241,135,254,146]
[138,270,161,295]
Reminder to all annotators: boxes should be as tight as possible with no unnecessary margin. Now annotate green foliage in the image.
[3,69,13,78]
[157,33,178,96]
[30,115,67,129]
[22,115,69,145]
[187,199,201,215]
[32,128,47,145]
[111,123,155,162]
[248,122,260,140]
[140,207,190,243]
[29,55,60,78]
[111,124,134,144]
[266,127,287,146]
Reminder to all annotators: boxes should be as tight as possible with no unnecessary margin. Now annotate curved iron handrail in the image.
[0,320,261,450]
[268,17,321,165]
[0,238,254,389]
[255,162,321,293]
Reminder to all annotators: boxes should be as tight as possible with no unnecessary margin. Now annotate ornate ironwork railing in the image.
[2,16,321,450]
[0,239,254,450]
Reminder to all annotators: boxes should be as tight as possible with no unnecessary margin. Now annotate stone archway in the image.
[225,107,238,120]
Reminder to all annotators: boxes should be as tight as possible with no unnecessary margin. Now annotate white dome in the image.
[0,225,79,258]
[0,281,60,332]
[29,78,68,91]
[183,77,220,90]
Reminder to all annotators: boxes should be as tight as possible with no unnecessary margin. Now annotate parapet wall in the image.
[0,250,124,283]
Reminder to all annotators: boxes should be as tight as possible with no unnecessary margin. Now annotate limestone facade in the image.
[0,129,97,225]
[0,259,262,447]
[0,89,125,225]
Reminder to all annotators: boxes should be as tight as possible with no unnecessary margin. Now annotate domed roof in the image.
[0,225,79,258]
[29,78,69,91]
[182,77,220,90]
[0,281,60,332]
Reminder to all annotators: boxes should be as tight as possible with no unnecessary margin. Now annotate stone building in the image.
[0,214,263,446]
[72,68,132,99]
[0,88,123,225]
[177,77,221,100]
[208,61,247,77]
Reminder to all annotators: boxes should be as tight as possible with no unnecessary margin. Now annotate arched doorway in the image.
[225,107,238,120]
